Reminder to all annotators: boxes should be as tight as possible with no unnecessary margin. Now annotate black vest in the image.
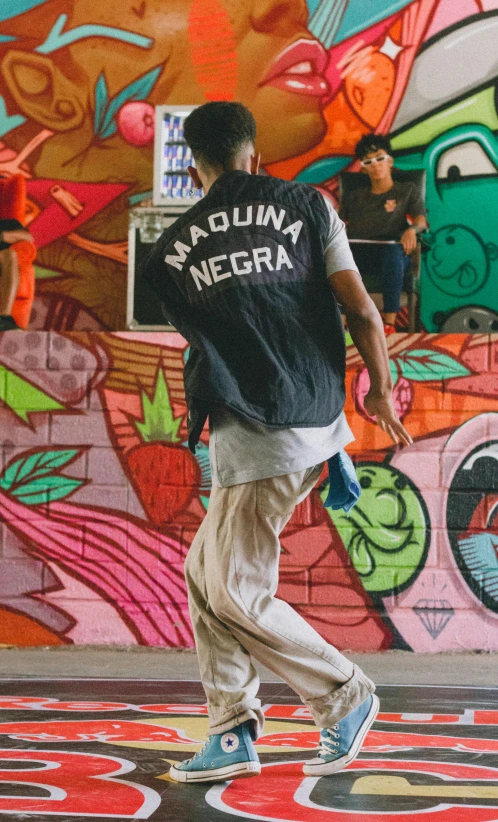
[144,171,346,451]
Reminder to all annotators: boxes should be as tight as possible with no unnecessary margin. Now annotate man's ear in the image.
[250,153,261,176]
[1,50,86,131]
[187,165,203,189]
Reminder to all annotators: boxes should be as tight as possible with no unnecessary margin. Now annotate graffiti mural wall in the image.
[1,1,498,330]
[0,329,496,651]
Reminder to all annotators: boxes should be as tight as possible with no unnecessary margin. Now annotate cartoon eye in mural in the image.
[324,463,429,597]
[436,140,498,182]
[447,440,498,614]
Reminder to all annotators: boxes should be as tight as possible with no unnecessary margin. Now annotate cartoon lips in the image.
[261,38,329,97]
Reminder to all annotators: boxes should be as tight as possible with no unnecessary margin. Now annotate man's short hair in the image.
[184,102,256,168]
[354,133,392,160]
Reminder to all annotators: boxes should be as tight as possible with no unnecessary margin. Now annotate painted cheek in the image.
[117,102,155,147]
[345,53,395,128]
[188,0,238,101]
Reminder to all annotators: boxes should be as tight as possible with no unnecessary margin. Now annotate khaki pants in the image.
[185,463,375,737]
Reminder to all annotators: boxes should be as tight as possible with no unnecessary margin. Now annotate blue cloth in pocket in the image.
[323,450,361,513]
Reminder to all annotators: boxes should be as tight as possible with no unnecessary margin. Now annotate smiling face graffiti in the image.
[426,225,497,297]
[324,463,429,597]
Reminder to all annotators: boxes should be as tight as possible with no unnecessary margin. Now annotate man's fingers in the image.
[384,423,399,444]
[379,418,399,444]
[402,236,416,254]
[391,418,413,446]
[376,413,413,446]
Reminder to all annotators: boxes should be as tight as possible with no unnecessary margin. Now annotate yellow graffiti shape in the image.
[351,775,498,799]
[112,716,315,753]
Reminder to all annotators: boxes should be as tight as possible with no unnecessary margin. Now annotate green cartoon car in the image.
[391,12,498,332]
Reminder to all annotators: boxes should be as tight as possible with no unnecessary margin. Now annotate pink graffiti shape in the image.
[26,180,129,248]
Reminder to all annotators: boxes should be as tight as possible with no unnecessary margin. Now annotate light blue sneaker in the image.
[303,694,379,776]
[169,720,261,783]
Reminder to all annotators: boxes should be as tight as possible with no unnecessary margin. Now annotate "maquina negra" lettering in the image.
[164,205,303,292]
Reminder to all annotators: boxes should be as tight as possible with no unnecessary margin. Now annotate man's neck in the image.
[196,147,259,195]
[202,164,245,194]
[370,174,394,195]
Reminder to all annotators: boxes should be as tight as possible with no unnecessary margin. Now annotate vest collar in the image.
[207,170,251,196]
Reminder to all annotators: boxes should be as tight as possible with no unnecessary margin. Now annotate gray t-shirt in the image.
[340,180,426,241]
[209,196,358,488]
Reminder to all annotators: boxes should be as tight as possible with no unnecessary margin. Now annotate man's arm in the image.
[320,194,411,445]
[330,268,412,446]
[401,183,428,254]
[401,215,428,254]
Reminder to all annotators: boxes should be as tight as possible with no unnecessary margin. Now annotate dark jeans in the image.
[350,242,411,314]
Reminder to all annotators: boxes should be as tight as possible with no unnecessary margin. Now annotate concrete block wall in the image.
[0,330,497,651]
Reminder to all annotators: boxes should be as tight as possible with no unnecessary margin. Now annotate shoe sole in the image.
[303,693,380,776]
[169,759,261,783]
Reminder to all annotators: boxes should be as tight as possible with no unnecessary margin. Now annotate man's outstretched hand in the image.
[363,390,413,446]
[328,267,414,448]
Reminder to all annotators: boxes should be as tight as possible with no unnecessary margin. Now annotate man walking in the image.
[144,102,412,784]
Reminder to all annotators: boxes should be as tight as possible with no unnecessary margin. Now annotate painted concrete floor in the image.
[0,676,496,821]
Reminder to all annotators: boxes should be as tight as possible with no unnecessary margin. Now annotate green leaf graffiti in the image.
[12,476,84,506]
[94,66,162,140]
[395,349,471,381]
[0,448,85,505]
[0,450,80,490]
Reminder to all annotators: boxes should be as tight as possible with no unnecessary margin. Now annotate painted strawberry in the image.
[127,369,201,525]
[352,365,414,422]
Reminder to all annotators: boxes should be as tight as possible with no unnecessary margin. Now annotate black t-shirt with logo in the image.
[340,180,426,241]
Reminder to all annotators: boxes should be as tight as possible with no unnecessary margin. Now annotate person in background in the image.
[145,102,412,785]
[0,222,34,331]
[340,134,428,334]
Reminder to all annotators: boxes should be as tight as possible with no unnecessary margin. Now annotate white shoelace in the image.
[184,737,211,765]
[318,725,340,758]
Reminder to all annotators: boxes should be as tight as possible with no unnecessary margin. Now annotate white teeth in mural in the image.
[284,79,310,90]
[285,61,314,75]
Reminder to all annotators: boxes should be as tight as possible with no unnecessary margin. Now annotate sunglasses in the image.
[360,155,390,167]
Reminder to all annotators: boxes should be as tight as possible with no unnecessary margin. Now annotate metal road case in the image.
[126,206,190,330]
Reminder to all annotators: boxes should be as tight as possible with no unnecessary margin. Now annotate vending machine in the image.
[126,105,200,329]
